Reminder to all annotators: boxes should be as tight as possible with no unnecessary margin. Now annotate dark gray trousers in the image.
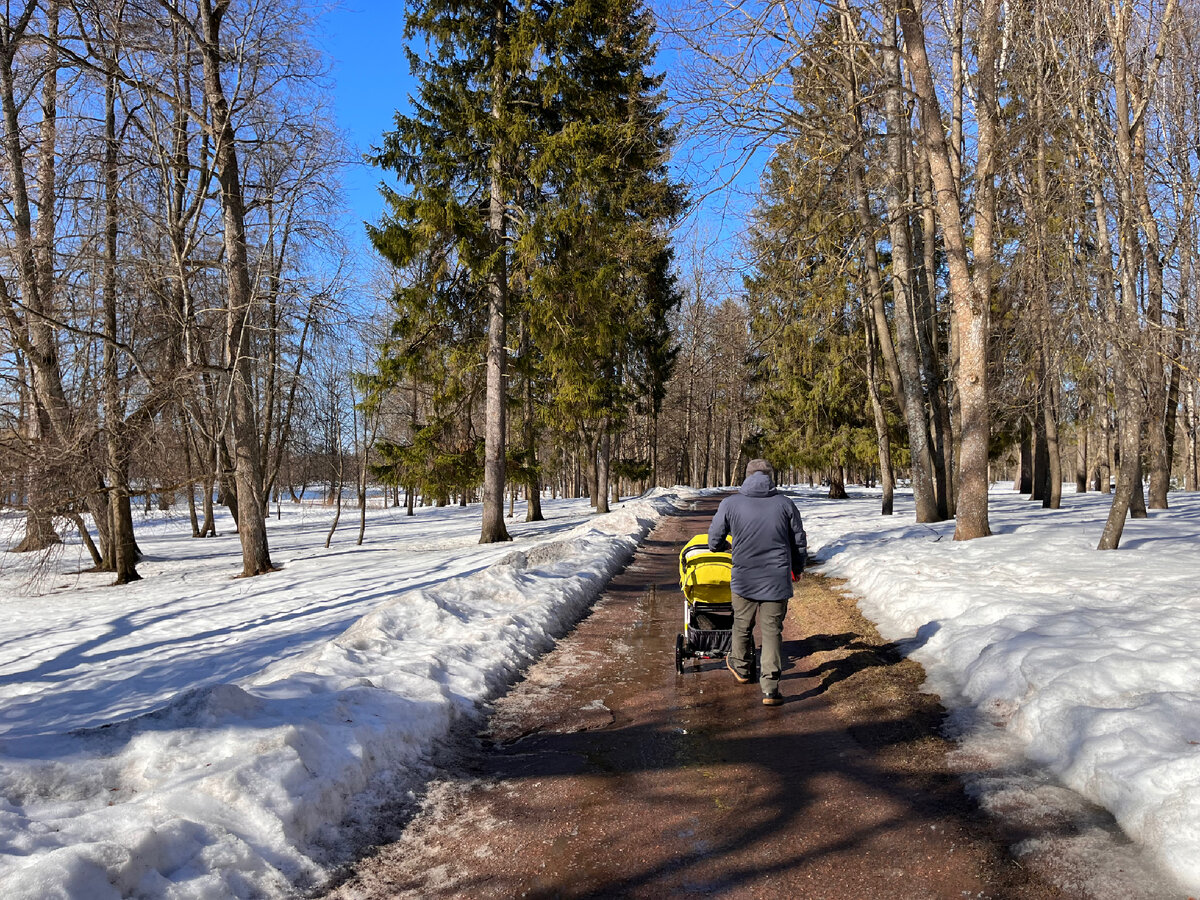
[729,591,789,694]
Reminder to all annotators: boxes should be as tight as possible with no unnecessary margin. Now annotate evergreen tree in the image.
[745,129,885,495]
[368,0,682,521]
[369,0,538,542]
[525,0,685,510]
[360,243,487,508]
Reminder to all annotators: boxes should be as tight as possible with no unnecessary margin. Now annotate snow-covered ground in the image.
[0,490,691,898]
[5,482,1200,898]
[799,483,1200,895]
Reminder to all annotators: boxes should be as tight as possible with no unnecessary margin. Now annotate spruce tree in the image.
[525,0,685,509]
[744,107,882,495]
[370,0,537,542]
[370,0,682,521]
[360,242,487,509]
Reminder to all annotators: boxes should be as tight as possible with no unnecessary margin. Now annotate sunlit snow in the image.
[802,483,1200,894]
[0,490,689,897]
[3,483,1200,896]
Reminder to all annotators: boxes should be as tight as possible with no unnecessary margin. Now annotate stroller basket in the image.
[687,627,732,654]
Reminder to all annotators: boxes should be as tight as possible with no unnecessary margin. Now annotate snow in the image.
[799,483,1200,894]
[6,481,1200,897]
[0,490,691,897]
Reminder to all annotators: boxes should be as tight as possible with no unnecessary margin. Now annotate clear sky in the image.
[315,1,414,244]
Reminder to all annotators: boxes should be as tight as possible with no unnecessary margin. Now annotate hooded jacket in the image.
[707,471,807,602]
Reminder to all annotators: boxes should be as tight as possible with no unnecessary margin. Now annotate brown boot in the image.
[726,657,751,684]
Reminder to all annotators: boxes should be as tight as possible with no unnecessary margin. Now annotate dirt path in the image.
[321,497,1068,899]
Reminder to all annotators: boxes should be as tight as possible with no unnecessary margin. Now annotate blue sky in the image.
[316,1,413,243]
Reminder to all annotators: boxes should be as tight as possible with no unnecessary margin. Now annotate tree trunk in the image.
[914,147,953,518]
[1043,375,1062,510]
[198,0,273,575]
[1089,180,1117,499]
[184,438,201,537]
[1133,103,1170,510]
[407,378,419,516]
[479,15,511,544]
[1186,388,1197,492]
[837,1,895,518]
[201,435,218,536]
[899,0,995,540]
[650,411,659,488]
[597,427,611,514]
[1130,452,1148,518]
[68,511,103,568]
[1097,0,1175,545]
[723,421,732,487]
[102,53,140,584]
[1017,428,1033,493]
[1031,410,1048,502]
[1076,405,1089,493]
[324,457,343,548]
[828,465,849,500]
[1162,242,1188,493]
[863,285,895,516]
[356,399,368,547]
[881,8,940,523]
[0,4,70,553]
[1098,398,1142,549]
[520,314,543,522]
[611,430,622,505]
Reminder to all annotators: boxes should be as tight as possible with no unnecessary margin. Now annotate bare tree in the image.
[898,0,998,540]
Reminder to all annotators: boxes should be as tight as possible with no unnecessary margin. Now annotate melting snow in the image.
[802,483,1200,894]
[0,491,689,897]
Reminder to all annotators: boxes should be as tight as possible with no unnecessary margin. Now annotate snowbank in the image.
[0,489,689,898]
[800,484,1200,893]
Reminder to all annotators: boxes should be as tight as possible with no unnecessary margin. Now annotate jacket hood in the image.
[739,471,776,497]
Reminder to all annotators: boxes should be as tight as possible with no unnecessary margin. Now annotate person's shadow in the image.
[781,632,902,701]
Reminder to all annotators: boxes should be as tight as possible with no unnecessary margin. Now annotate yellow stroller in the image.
[675,534,747,674]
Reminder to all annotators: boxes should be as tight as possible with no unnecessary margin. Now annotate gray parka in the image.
[707,472,807,602]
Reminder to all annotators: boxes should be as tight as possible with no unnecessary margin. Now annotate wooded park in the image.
[2,0,1199,583]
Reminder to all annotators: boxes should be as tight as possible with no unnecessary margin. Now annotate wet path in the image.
[324,497,1062,899]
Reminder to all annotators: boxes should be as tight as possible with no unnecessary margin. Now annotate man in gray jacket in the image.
[708,459,807,706]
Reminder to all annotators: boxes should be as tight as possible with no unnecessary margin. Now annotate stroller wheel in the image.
[675,633,685,674]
